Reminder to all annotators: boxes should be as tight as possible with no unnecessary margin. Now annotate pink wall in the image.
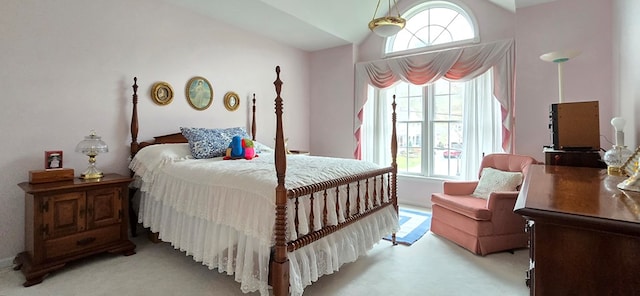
[0,0,310,265]
[309,44,356,158]
[613,0,640,148]
[515,0,613,160]
[309,0,616,208]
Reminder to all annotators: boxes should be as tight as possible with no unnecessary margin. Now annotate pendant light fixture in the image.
[369,0,406,37]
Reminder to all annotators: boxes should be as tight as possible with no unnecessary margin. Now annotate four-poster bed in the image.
[128,66,399,296]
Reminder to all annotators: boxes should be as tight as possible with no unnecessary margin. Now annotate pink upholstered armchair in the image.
[430,153,538,256]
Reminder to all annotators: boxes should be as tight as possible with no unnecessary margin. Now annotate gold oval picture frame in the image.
[185,76,213,110]
[224,91,240,111]
[151,82,174,105]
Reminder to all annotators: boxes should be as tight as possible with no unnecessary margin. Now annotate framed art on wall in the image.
[186,76,213,110]
[224,91,240,111]
[151,82,174,105]
[45,150,63,170]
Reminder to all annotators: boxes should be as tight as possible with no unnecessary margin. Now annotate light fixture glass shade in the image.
[603,145,633,176]
[539,50,581,63]
[75,130,109,179]
[369,16,406,37]
[369,0,406,37]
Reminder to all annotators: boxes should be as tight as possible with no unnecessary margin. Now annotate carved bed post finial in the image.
[252,93,256,141]
[131,77,140,159]
[390,94,398,245]
[271,65,290,296]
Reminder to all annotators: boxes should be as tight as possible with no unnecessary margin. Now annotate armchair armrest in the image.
[486,191,519,209]
[443,181,479,195]
[486,191,525,234]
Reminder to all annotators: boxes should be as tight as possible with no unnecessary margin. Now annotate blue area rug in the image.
[384,208,432,246]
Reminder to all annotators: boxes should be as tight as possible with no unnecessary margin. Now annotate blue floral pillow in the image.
[222,127,250,139]
[180,127,251,159]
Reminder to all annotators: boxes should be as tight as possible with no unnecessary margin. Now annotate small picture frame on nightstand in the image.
[45,151,63,170]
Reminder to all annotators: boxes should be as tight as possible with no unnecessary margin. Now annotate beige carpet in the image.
[0,213,529,296]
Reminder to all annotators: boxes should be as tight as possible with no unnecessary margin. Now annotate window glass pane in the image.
[395,95,409,121]
[408,83,423,95]
[395,83,409,97]
[432,121,463,177]
[431,27,453,45]
[450,93,463,119]
[434,80,450,95]
[406,122,423,173]
[408,32,428,50]
[430,8,458,27]
[450,81,464,95]
[409,96,423,120]
[406,10,429,31]
[396,122,409,172]
[448,17,474,40]
[433,95,450,120]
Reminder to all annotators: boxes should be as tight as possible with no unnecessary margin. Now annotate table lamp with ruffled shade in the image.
[75,130,109,179]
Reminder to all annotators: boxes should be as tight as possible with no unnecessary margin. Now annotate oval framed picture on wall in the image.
[186,76,213,110]
[224,91,240,111]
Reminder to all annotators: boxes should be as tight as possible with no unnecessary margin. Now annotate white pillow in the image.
[471,167,524,199]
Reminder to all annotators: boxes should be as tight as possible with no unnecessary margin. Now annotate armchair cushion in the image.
[430,193,492,221]
[471,167,523,199]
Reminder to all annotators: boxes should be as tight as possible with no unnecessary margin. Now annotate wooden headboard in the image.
[129,77,257,157]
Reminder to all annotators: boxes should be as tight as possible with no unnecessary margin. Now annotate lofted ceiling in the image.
[161,0,556,52]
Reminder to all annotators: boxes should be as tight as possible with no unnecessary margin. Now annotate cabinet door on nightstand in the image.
[86,187,122,229]
[42,192,87,239]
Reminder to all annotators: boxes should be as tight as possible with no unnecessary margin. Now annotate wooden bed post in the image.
[390,95,398,245]
[129,77,140,237]
[130,77,139,158]
[271,66,290,296]
[251,93,256,141]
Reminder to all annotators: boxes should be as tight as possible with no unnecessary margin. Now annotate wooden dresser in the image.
[514,165,640,296]
[14,174,136,286]
[543,148,606,168]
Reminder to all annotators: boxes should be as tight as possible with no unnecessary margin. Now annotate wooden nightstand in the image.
[13,173,136,287]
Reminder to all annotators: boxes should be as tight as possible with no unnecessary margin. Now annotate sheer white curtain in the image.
[362,70,502,180]
[354,39,515,159]
[460,69,503,179]
[362,86,393,166]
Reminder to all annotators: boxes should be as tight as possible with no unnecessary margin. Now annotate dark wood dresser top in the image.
[515,164,640,233]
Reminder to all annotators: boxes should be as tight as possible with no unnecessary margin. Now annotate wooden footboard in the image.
[270,66,398,296]
[286,167,396,251]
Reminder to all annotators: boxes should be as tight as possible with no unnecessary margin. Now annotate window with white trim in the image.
[363,1,502,179]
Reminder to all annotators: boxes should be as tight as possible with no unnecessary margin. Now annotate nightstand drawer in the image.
[44,224,120,259]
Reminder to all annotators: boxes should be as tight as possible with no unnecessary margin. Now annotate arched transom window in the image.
[385,1,478,56]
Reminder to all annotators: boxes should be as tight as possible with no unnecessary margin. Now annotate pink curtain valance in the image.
[354,39,515,159]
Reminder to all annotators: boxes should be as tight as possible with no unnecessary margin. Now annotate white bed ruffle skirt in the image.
[130,144,399,295]
[139,191,398,295]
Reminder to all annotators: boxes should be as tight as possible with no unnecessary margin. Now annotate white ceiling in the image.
[161,0,555,52]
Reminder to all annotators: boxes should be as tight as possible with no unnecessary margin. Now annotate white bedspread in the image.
[129,143,399,295]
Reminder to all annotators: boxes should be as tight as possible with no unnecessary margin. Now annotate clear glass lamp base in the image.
[80,164,103,180]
